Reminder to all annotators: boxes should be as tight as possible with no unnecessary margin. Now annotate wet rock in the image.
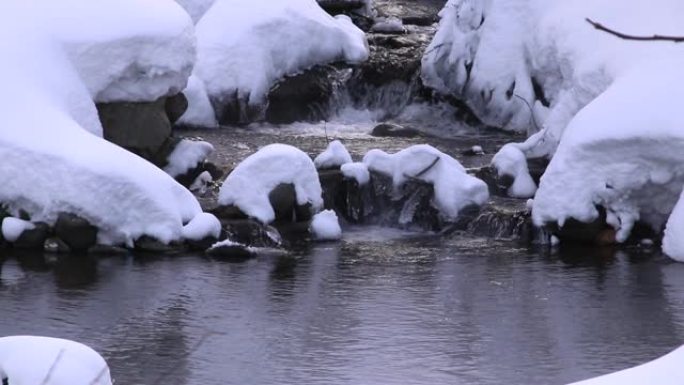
[212,205,249,221]
[187,235,220,252]
[472,166,514,197]
[527,157,549,185]
[98,97,172,160]
[371,123,421,138]
[295,203,314,222]
[212,92,262,126]
[223,219,281,248]
[88,244,129,255]
[44,237,71,254]
[318,168,372,223]
[165,93,189,124]
[549,207,614,246]
[134,236,184,253]
[207,242,257,261]
[175,161,223,189]
[467,198,533,242]
[14,222,50,250]
[269,183,297,223]
[55,213,98,252]
[317,0,366,13]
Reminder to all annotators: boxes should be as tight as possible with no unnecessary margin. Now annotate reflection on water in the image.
[1,232,684,385]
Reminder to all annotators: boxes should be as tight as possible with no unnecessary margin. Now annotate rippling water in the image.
[1,229,684,385]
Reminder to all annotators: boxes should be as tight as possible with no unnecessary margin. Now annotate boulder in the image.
[268,183,297,223]
[55,213,98,252]
[14,222,50,250]
[134,236,183,253]
[370,123,421,138]
[207,242,257,261]
[165,93,189,124]
[44,237,71,254]
[223,219,282,248]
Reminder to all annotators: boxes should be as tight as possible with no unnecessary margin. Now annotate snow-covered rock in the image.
[341,162,370,185]
[314,140,353,169]
[0,336,112,385]
[1,218,35,243]
[178,75,218,128]
[363,145,489,220]
[311,210,342,240]
[219,144,324,224]
[193,0,369,122]
[532,61,684,244]
[181,212,221,241]
[664,192,684,262]
[491,144,537,198]
[163,139,214,178]
[568,345,684,385]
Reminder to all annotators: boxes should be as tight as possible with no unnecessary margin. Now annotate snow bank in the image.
[532,61,684,243]
[341,162,370,185]
[314,140,353,169]
[0,336,112,385]
[0,2,202,246]
[311,210,342,240]
[178,75,218,127]
[163,139,214,178]
[491,144,536,198]
[181,212,221,240]
[568,345,684,385]
[1,218,35,243]
[193,0,369,116]
[219,144,324,224]
[363,145,489,220]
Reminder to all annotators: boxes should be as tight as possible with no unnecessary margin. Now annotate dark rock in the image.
[223,219,282,248]
[317,0,366,13]
[295,203,314,222]
[14,222,50,250]
[149,136,182,168]
[98,97,172,160]
[44,237,71,254]
[212,205,249,220]
[467,198,533,242]
[187,235,220,252]
[371,123,421,138]
[212,92,262,126]
[165,93,189,124]
[88,244,129,255]
[269,183,297,223]
[527,157,549,185]
[55,213,98,252]
[134,236,184,253]
[550,207,612,245]
[207,242,257,261]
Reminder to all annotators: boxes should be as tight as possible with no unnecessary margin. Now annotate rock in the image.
[98,97,172,160]
[268,183,297,223]
[165,93,189,124]
[44,237,71,254]
[187,235,220,252]
[212,92,262,126]
[212,205,249,220]
[223,219,282,248]
[14,222,50,250]
[207,242,257,261]
[371,123,421,138]
[55,213,98,252]
[467,197,533,242]
[88,244,129,255]
[134,236,183,253]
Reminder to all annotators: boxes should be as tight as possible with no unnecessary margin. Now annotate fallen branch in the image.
[41,349,66,385]
[403,155,441,182]
[586,18,684,43]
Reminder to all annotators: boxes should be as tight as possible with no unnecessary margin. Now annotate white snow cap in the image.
[178,75,219,128]
[164,139,214,178]
[341,162,370,186]
[182,212,221,241]
[664,193,684,262]
[314,140,353,169]
[0,336,112,385]
[311,210,342,241]
[363,145,489,220]
[491,144,537,198]
[568,345,684,385]
[219,144,324,224]
[2,218,35,243]
[193,0,369,111]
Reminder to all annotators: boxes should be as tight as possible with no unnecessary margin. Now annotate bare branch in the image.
[403,155,441,182]
[41,349,66,385]
[88,365,110,385]
[586,18,684,43]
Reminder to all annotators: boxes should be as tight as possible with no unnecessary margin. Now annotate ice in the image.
[363,145,489,220]
[1,218,35,243]
[341,162,370,185]
[0,336,112,385]
[163,139,214,178]
[311,209,342,240]
[181,212,221,241]
[314,140,353,169]
[219,144,324,224]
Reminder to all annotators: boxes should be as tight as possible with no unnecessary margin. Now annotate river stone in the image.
[371,123,421,138]
[97,97,172,160]
[134,236,183,253]
[269,183,297,223]
[14,222,50,250]
[212,205,249,221]
[165,93,189,124]
[212,92,262,126]
[44,237,71,254]
[266,65,337,124]
[55,213,98,251]
[223,219,281,248]
[207,243,257,261]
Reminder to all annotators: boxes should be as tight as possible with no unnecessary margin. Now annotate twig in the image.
[513,94,540,132]
[41,349,66,385]
[586,18,684,43]
[88,365,110,385]
[403,155,440,182]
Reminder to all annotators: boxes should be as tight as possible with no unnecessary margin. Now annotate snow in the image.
[663,191,684,262]
[371,17,405,34]
[310,209,342,241]
[0,1,202,247]
[532,60,684,243]
[189,171,213,194]
[568,345,684,385]
[341,162,370,186]
[0,336,112,385]
[1,218,35,243]
[178,75,218,128]
[163,139,214,177]
[363,145,489,220]
[174,0,217,23]
[193,0,368,117]
[491,144,537,198]
[219,144,324,224]
[314,140,353,169]
[181,212,221,241]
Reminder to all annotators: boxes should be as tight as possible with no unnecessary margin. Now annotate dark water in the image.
[1,228,683,385]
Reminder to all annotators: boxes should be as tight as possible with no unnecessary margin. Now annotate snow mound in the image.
[178,75,218,128]
[314,140,353,169]
[193,0,369,116]
[664,194,684,262]
[0,336,112,385]
[568,345,684,385]
[532,61,684,243]
[2,218,35,243]
[182,212,221,241]
[219,144,324,224]
[311,209,342,241]
[163,139,214,178]
[363,145,489,220]
[341,162,370,185]
[491,144,537,198]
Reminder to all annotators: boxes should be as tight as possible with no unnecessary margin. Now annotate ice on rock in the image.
[163,139,214,178]
[1,218,35,243]
[178,75,219,128]
[363,145,489,220]
[219,144,324,224]
[341,162,370,186]
[193,0,369,118]
[311,210,342,241]
[0,336,112,385]
[314,140,353,169]
[491,144,537,198]
[182,212,221,241]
